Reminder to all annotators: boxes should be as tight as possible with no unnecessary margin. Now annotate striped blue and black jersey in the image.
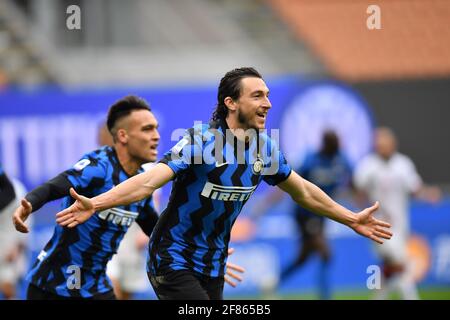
[148,119,292,278]
[296,151,352,217]
[26,146,158,298]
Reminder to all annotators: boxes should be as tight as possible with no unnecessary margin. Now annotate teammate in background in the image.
[98,123,155,300]
[0,166,29,299]
[97,123,114,147]
[12,96,161,299]
[284,130,352,299]
[252,130,353,299]
[55,67,392,300]
[354,127,441,300]
[13,99,244,300]
[98,122,244,300]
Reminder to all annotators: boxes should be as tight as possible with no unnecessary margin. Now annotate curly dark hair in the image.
[212,67,262,121]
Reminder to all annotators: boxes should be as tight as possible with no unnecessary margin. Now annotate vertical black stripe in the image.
[149,170,197,273]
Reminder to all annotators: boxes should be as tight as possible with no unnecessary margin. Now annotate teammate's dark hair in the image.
[321,129,339,156]
[212,67,262,121]
[107,95,151,138]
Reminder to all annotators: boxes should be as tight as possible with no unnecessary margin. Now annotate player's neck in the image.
[114,146,141,176]
[225,117,251,142]
[379,152,395,161]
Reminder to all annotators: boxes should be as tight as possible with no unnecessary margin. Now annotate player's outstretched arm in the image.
[56,163,174,228]
[277,171,392,244]
[13,173,73,233]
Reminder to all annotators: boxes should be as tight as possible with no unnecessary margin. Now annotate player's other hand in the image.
[56,188,95,228]
[423,186,442,204]
[349,201,393,244]
[224,247,246,288]
[12,198,33,233]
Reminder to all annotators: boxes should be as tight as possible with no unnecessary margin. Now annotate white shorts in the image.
[106,223,149,293]
[374,230,408,264]
[0,179,28,284]
[0,249,26,284]
[107,253,148,293]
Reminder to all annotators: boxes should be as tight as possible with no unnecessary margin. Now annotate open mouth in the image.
[150,144,159,151]
[256,111,267,120]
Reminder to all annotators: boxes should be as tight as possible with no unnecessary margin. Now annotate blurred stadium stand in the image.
[0,0,58,86]
[0,0,324,87]
[267,0,450,81]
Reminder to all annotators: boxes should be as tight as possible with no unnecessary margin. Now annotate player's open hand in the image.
[56,188,95,228]
[12,198,33,233]
[224,247,245,287]
[350,201,393,244]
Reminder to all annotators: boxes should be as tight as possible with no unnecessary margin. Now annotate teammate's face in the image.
[124,110,160,164]
[375,129,396,159]
[234,77,271,130]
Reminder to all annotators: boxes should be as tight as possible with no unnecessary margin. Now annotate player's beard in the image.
[237,109,259,131]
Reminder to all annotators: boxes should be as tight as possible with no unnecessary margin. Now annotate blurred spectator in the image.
[0,164,15,211]
[354,127,441,300]
[0,166,29,299]
[97,122,114,147]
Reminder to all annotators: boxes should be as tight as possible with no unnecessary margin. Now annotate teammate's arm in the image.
[277,170,392,244]
[13,173,73,233]
[56,163,175,228]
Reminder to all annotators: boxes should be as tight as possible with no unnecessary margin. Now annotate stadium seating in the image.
[267,0,450,81]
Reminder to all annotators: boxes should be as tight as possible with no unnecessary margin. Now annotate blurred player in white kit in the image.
[0,172,30,299]
[354,127,440,300]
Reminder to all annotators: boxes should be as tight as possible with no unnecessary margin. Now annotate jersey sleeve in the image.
[63,155,108,192]
[159,127,204,176]
[262,144,292,186]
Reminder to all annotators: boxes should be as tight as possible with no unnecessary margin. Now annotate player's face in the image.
[234,77,271,130]
[375,130,396,159]
[125,110,160,164]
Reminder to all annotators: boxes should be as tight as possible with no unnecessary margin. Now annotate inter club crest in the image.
[252,157,264,175]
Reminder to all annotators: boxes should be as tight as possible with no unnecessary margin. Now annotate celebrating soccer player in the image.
[55,68,392,300]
